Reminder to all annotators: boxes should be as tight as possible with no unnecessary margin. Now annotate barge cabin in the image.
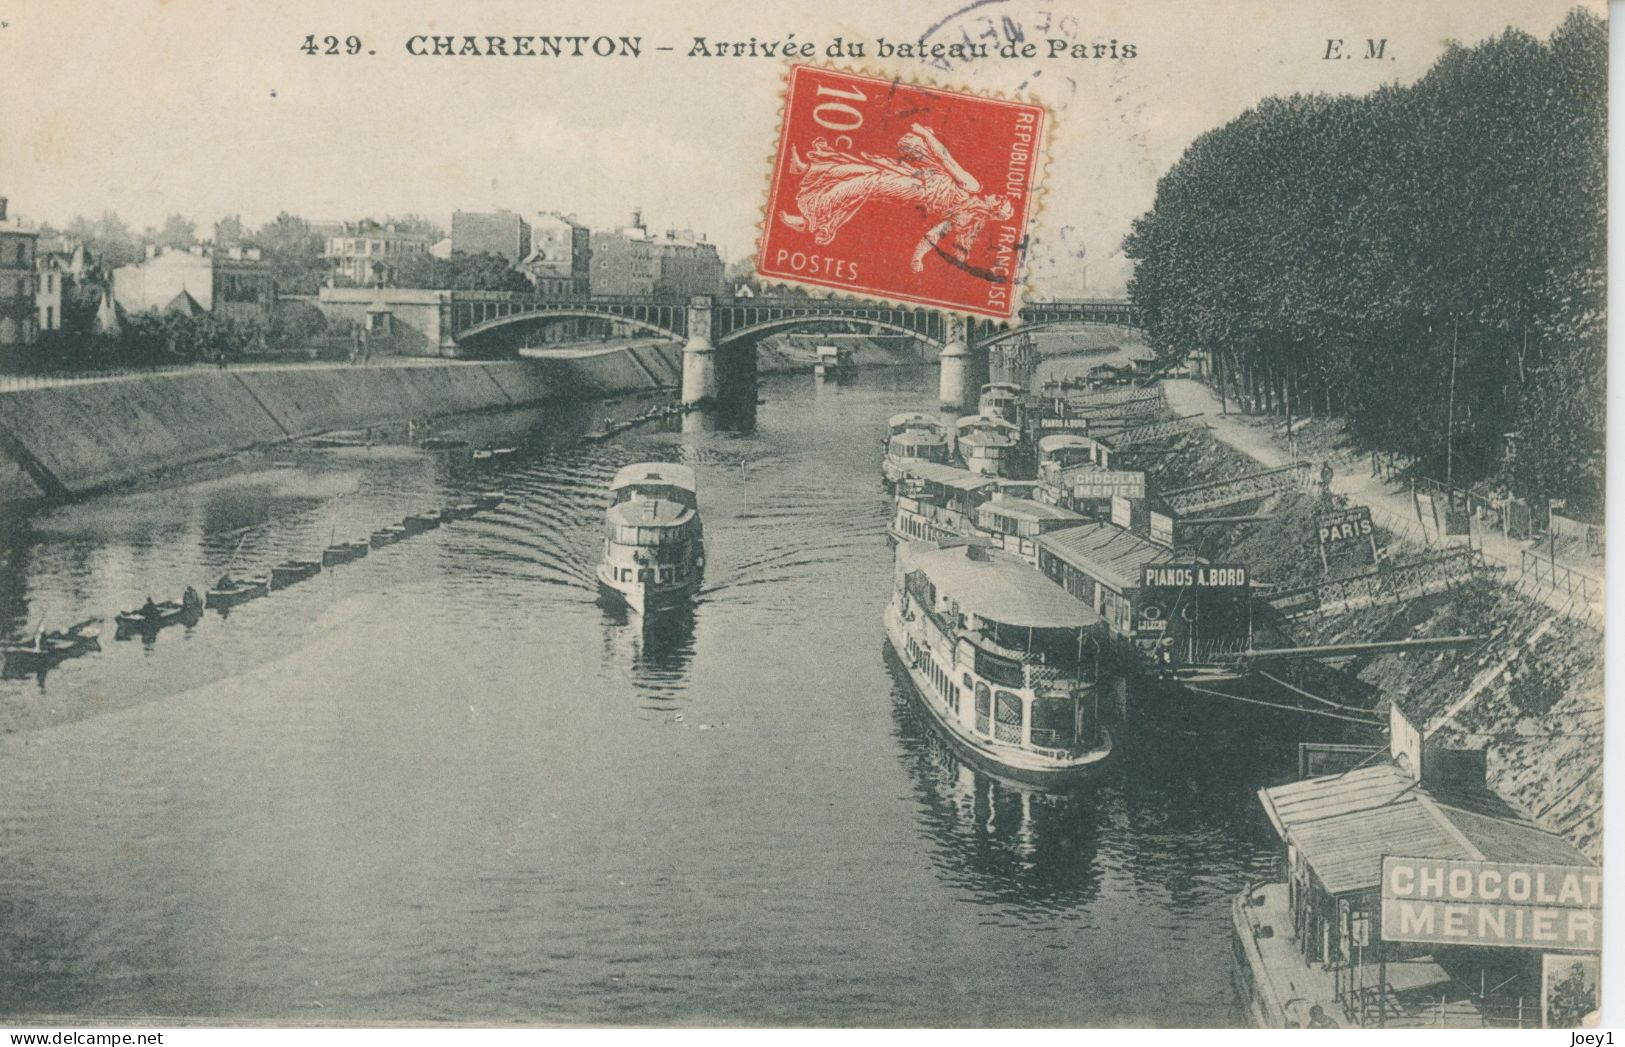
[886,539,1113,783]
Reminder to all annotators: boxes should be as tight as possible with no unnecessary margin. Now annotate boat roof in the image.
[979,496,1085,523]
[1258,763,1591,896]
[890,429,948,447]
[608,499,696,528]
[900,461,998,492]
[610,462,696,492]
[888,411,942,429]
[957,413,1020,431]
[981,382,1023,394]
[900,541,1103,630]
[1038,434,1095,452]
[1035,521,1180,591]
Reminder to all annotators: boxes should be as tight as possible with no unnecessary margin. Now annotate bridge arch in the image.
[976,317,1141,350]
[715,315,945,351]
[454,309,685,346]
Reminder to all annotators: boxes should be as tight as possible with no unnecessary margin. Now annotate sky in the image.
[0,0,1600,295]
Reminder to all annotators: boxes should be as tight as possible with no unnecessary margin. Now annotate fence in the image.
[1265,548,1486,619]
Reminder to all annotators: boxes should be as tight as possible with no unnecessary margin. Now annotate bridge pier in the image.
[938,315,973,412]
[680,296,718,407]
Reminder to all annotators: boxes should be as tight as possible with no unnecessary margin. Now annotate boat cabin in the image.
[955,413,1025,477]
[891,461,998,543]
[975,494,1086,566]
[1037,434,1101,471]
[978,382,1026,428]
[603,463,702,590]
[814,344,855,375]
[895,540,1108,757]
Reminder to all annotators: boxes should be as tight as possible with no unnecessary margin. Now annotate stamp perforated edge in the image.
[750,62,1054,327]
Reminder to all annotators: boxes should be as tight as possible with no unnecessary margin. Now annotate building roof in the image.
[900,541,1103,631]
[899,461,998,493]
[1036,522,1178,592]
[1259,762,1591,896]
[165,289,205,316]
[1038,434,1095,453]
[609,462,696,493]
[979,496,1085,523]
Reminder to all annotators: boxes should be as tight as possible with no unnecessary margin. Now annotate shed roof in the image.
[900,541,1102,631]
[1036,522,1178,592]
[979,496,1084,523]
[900,461,997,493]
[1259,762,1592,896]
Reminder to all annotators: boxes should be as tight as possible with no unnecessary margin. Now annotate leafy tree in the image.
[390,251,530,292]
[253,212,326,295]
[157,213,196,248]
[1123,9,1604,515]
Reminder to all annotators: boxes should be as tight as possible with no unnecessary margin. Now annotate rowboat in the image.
[370,525,407,548]
[115,588,204,636]
[204,575,270,609]
[402,513,441,534]
[321,541,369,566]
[270,560,322,588]
[422,437,466,450]
[473,491,506,510]
[1,621,101,674]
[441,503,480,521]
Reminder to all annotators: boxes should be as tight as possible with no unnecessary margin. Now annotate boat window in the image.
[994,691,1023,745]
[1030,697,1076,750]
[638,568,654,583]
[974,648,1024,688]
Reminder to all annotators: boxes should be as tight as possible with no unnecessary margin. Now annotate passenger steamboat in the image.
[881,412,950,487]
[884,538,1113,783]
[596,462,705,615]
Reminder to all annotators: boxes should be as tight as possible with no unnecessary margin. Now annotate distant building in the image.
[521,212,590,296]
[429,237,453,260]
[0,197,40,348]
[321,221,433,286]
[588,210,723,298]
[112,244,275,323]
[652,229,724,298]
[36,254,61,334]
[451,210,530,264]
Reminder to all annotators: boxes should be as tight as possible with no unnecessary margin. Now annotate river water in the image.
[0,361,1292,1026]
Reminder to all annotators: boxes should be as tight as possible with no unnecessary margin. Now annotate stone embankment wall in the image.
[0,335,927,507]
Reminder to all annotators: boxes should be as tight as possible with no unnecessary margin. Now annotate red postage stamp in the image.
[757,65,1045,320]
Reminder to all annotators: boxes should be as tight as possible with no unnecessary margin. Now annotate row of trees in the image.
[1124,9,1605,516]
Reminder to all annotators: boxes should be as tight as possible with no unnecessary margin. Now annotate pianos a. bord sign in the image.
[1380,856,1601,951]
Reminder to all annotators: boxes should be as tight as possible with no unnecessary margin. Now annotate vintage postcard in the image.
[0,0,1606,1034]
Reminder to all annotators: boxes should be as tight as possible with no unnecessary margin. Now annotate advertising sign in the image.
[1380,857,1601,951]
[1317,504,1378,570]
[1149,511,1177,548]
[1134,601,1167,636]
[1110,494,1134,529]
[1317,506,1374,546]
[1037,416,1090,433]
[1071,471,1146,502]
[1138,564,1249,589]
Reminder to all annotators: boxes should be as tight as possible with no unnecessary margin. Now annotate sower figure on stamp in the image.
[778,124,1012,272]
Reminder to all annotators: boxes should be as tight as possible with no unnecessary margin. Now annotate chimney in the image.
[0,197,8,222]
[629,207,643,230]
